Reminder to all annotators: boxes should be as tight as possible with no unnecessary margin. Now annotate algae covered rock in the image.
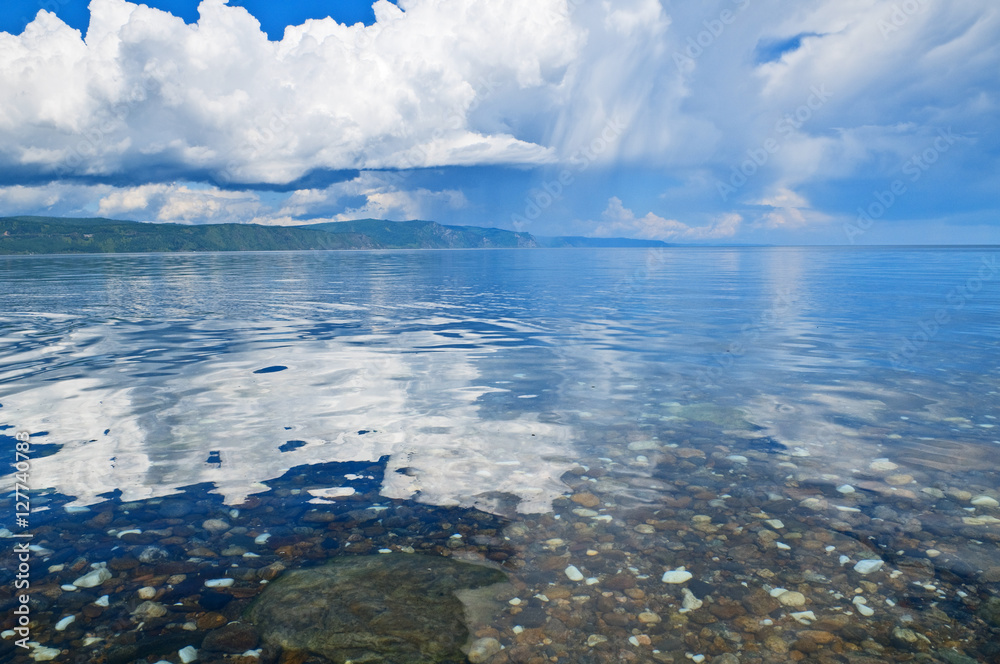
[247,553,507,663]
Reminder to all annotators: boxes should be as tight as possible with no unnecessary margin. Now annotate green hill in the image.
[0,215,665,255]
[301,219,536,249]
[0,216,370,254]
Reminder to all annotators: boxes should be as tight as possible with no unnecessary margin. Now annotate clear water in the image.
[1,247,999,663]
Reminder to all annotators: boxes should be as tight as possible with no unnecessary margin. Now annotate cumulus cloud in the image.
[0,0,586,185]
[590,197,742,241]
[0,171,470,225]
[1,0,997,238]
[97,184,263,223]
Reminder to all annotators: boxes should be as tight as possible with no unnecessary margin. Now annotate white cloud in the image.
[97,183,262,223]
[1,0,997,236]
[0,182,112,216]
[0,172,470,225]
[0,0,586,184]
[590,197,742,241]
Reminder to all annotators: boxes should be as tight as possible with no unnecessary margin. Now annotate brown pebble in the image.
[800,630,836,645]
[980,567,1000,583]
[571,493,601,508]
[108,557,139,571]
[258,562,286,581]
[197,612,228,630]
[602,612,631,627]
[82,604,103,619]
[812,615,851,632]
[709,602,746,620]
[742,589,780,617]
[765,635,789,654]
[603,573,636,590]
[87,511,114,527]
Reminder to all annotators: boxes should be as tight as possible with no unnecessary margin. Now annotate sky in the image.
[0,0,997,245]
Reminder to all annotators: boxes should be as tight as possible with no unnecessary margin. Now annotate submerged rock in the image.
[247,553,506,663]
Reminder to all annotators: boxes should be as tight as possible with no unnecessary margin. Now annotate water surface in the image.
[1,247,999,663]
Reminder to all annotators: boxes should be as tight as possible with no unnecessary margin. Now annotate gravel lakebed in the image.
[2,422,1000,664]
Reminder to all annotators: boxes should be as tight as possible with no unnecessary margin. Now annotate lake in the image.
[1,247,999,663]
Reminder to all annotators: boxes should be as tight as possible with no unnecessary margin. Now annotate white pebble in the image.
[839,555,851,565]
[662,567,693,584]
[94,596,109,607]
[856,603,874,617]
[178,646,198,663]
[837,485,856,494]
[681,588,703,611]
[775,542,791,550]
[60,585,77,592]
[565,565,584,582]
[204,578,234,588]
[117,529,142,538]
[870,458,899,472]
[972,496,999,508]
[138,587,156,600]
[254,533,271,545]
[791,611,816,624]
[765,519,784,529]
[691,655,706,664]
[854,560,884,575]
[27,643,62,661]
[777,591,806,607]
[769,588,788,598]
[54,616,75,631]
[726,455,749,464]
[73,567,111,589]
[509,598,521,606]
[512,626,524,634]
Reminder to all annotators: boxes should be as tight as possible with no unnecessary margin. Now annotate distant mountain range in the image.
[0,216,671,255]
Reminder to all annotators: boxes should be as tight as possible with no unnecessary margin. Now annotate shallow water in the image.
[1,247,999,663]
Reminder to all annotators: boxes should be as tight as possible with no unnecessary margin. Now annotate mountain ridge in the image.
[0,216,671,254]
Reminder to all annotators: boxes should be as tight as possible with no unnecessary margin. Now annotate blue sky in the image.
[0,0,997,244]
